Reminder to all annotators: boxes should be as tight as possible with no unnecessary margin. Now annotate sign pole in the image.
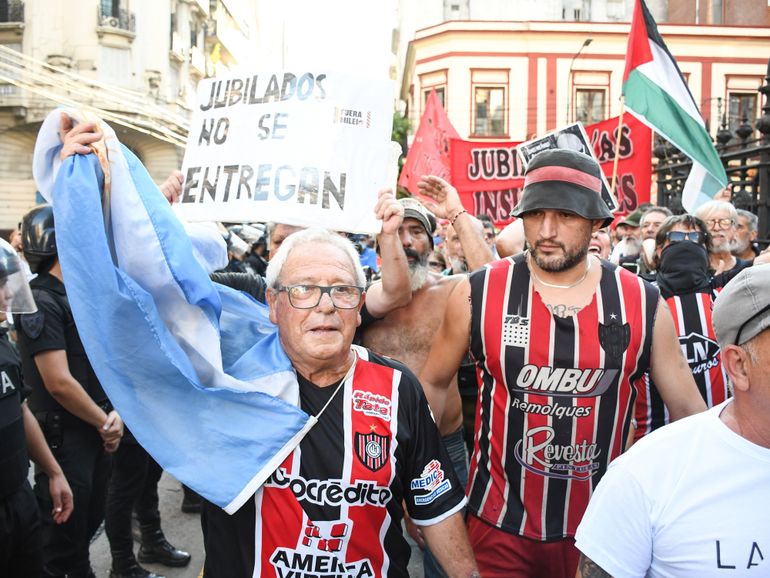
[611,96,626,198]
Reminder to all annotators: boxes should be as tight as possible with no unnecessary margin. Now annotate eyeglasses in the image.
[428,261,445,268]
[276,284,364,309]
[665,231,705,244]
[704,218,734,230]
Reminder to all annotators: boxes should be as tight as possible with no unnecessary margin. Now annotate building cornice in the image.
[413,19,770,42]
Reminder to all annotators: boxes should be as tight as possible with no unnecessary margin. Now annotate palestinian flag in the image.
[622,0,727,211]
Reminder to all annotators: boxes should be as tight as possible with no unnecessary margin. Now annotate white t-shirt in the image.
[575,400,770,578]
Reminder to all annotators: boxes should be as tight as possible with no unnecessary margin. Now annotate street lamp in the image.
[567,38,593,124]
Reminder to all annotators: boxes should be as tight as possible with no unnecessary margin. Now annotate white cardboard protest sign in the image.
[177,71,394,234]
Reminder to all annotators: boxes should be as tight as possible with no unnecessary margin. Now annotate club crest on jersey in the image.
[679,332,721,374]
[355,432,389,472]
[503,314,530,348]
[514,364,618,397]
[514,425,601,480]
[598,318,631,358]
[410,459,452,505]
[352,390,392,421]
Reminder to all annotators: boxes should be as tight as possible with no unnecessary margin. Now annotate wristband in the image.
[449,209,467,225]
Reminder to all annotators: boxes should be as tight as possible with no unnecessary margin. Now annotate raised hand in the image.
[159,169,184,204]
[416,175,465,222]
[58,112,102,160]
[374,188,404,236]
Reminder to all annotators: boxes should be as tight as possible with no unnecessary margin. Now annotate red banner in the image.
[449,115,652,227]
[398,90,460,194]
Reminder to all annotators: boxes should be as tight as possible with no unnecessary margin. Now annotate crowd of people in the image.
[0,112,769,578]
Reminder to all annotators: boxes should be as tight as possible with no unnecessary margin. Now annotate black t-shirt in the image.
[712,258,753,290]
[17,273,106,414]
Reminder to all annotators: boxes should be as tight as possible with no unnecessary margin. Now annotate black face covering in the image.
[656,241,711,298]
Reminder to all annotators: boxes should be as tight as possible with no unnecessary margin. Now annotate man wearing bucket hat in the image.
[575,264,770,578]
[418,148,706,577]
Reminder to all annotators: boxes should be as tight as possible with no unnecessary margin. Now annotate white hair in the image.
[736,209,758,232]
[265,227,366,289]
[694,200,738,222]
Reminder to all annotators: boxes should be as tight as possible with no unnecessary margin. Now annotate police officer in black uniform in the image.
[17,205,124,578]
[0,237,74,577]
[106,425,191,577]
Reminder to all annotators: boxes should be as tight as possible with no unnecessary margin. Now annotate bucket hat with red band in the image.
[511,148,614,227]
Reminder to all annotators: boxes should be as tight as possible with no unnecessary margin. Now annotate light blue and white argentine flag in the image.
[33,109,314,514]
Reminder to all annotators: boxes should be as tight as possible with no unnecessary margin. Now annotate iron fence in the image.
[655,58,770,247]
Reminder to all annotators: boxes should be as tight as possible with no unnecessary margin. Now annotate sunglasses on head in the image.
[665,231,704,244]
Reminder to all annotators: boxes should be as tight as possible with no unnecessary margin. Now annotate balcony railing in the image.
[98,6,135,33]
[0,1,24,23]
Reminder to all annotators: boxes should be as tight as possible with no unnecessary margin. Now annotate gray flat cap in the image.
[713,264,770,346]
[400,198,436,248]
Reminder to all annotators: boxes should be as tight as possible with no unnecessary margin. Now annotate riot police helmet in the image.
[21,204,57,274]
[0,237,36,314]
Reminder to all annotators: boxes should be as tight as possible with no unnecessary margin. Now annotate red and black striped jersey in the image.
[634,291,729,440]
[467,254,658,541]
[201,346,466,578]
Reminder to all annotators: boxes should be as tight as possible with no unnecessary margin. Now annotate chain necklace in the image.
[528,254,592,289]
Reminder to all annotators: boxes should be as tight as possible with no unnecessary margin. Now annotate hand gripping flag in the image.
[32,109,315,514]
[622,0,728,211]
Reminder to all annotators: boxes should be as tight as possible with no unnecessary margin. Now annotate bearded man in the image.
[695,201,752,288]
[732,209,760,261]
[418,149,706,578]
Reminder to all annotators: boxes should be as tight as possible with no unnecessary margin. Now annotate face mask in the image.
[656,241,711,298]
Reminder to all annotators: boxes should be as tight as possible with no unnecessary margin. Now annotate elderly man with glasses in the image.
[202,227,479,578]
[694,200,752,287]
